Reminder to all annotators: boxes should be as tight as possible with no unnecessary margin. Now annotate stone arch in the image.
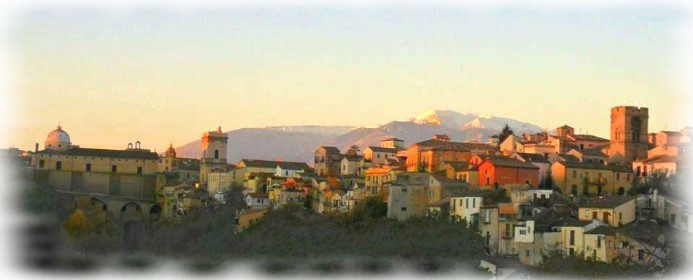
[90,197,108,212]
[120,202,142,222]
[150,204,162,222]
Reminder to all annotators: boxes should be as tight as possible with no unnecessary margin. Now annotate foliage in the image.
[120,207,488,279]
[63,197,113,237]
[347,145,360,157]
[497,124,514,145]
[538,249,653,277]
[628,173,680,197]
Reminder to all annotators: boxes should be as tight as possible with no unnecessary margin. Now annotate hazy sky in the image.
[5,4,691,152]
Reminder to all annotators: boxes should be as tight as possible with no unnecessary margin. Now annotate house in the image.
[245,193,271,209]
[477,156,540,189]
[387,173,434,220]
[632,153,689,180]
[206,165,236,194]
[379,137,404,149]
[340,155,363,176]
[406,135,497,173]
[514,208,573,266]
[234,208,269,234]
[449,190,492,225]
[444,161,478,184]
[363,146,399,167]
[314,146,342,176]
[583,225,619,263]
[566,148,609,165]
[364,166,401,197]
[551,161,633,196]
[646,191,693,232]
[510,152,550,183]
[576,196,636,227]
[276,188,306,209]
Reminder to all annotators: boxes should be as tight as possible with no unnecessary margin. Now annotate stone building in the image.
[200,126,228,184]
[31,125,161,223]
[609,106,649,164]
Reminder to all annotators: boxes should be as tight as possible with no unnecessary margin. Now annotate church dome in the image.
[45,125,71,150]
[165,143,177,157]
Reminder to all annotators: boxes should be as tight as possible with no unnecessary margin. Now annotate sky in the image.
[3,4,692,152]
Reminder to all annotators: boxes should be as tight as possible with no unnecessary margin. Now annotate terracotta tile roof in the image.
[514,153,549,164]
[240,159,310,170]
[577,196,634,209]
[317,146,340,154]
[585,225,616,236]
[415,139,496,152]
[484,156,539,169]
[366,146,399,153]
[570,134,609,142]
[37,147,159,160]
[557,161,612,171]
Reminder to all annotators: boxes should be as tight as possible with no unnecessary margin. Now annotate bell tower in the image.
[609,106,648,164]
[200,126,228,183]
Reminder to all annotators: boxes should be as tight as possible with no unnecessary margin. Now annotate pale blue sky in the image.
[8,5,689,151]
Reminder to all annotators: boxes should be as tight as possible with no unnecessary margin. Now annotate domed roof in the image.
[165,143,177,157]
[46,125,71,144]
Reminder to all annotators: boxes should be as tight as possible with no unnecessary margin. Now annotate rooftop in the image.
[36,147,159,160]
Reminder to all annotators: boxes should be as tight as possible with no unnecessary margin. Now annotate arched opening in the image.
[150,204,162,222]
[214,150,219,159]
[618,187,625,195]
[120,202,142,222]
[91,198,108,211]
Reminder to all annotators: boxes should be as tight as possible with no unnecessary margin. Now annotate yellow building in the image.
[577,196,636,227]
[406,135,496,173]
[551,161,633,196]
[31,125,161,220]
[584,226,619,263]
[234,208,269,234]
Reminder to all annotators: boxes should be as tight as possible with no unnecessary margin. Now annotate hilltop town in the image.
[5,105,692,276]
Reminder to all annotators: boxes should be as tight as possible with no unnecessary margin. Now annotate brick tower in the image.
[609,106,649,163]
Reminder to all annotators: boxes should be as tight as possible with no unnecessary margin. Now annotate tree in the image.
[497,124,514,144]
[347,145,360,157]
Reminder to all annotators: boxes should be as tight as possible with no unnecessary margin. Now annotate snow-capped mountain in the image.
[175,110,545,164]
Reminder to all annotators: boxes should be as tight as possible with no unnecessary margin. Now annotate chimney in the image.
[35,143,38,152]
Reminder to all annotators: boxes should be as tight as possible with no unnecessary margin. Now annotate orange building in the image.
[406,135,497,173]
[477,156,539,188]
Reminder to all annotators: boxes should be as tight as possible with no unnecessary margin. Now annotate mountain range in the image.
[175,110,545,164]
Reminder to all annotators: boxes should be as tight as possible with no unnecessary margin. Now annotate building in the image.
[632,155,688,179]
[477,156,540,188]
[551,161,633,196]
[314,146,341,176]
[380,137,404,149]
[234,208,269,234]
[31,125,161,222]
[444,161,478,184]
[200,127,228,183]
[510,153,551,184]
[576,196,636,227]
[609,106,649,164]
[246,193,271,209]
[406,135,497,173]
[449,190,493,225]
[340,155,363,176]
[363,146,399,167]
[388,172,468,221]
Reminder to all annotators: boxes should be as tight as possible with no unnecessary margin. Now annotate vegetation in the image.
[538,250,653,277]
[630,169,693,203]
[497,124,514,144]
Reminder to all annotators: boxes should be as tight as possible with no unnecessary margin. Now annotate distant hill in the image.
[175,110,545,164]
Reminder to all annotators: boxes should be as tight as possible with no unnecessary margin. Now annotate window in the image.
[597,236,602,248]
[525,250,530,257]
[401,207,407,212]
[519,229,526,235]
[619,212,623,221]
[402,188,407,192]
[573,170,577,178]
[638,250,644,261]
[616,173,621,180]
[86,163,91,172]
[39,160,44,168]
[112,165,117,173]
[466,198,469,208]
[56,161,62,170]
[459,199,462,206]
[137,167,143,175]
[214,150,219,159]
[472,198,476,208]
[569,248,575,256]
[570,230,575,246]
